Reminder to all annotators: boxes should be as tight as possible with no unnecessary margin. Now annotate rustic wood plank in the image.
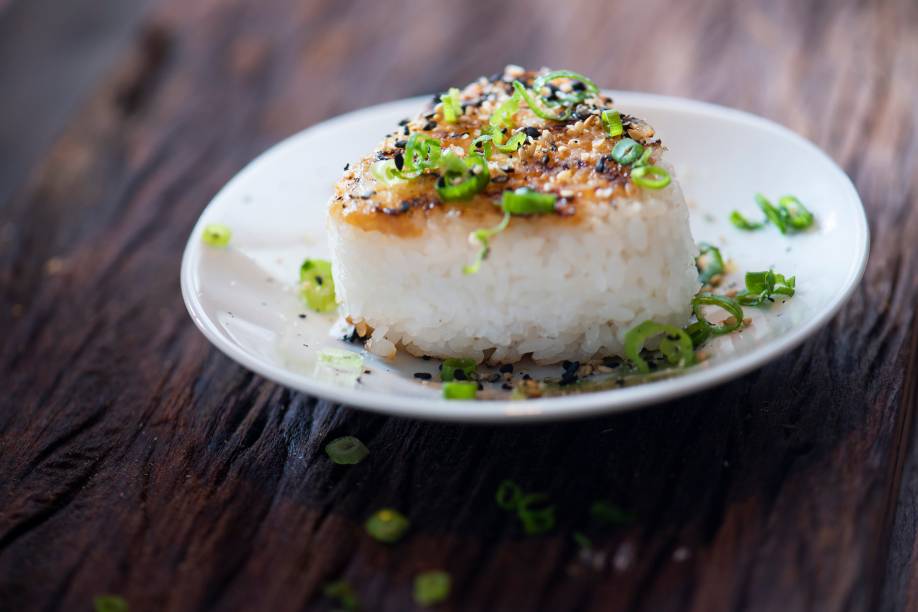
[0,0,154,208]
[1,0,917,610]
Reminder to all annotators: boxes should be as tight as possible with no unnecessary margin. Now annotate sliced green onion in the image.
[371,159,407,185]
[729,210,765,230]
[495,480,523,510]
[403,133,443,176]
[440,87,462,123]
[441,357,477,381]
[365,508,410,543]
[323,580,359,612]
[495,130,526,152]
[316,348,363,386]
[443,381,477,400]
[755,193,787,234]
[624,320,696,373]
[589,500,634,526]
[778,195,814,230]
[470,127,527,159]
[501,187,557,215]
[696,242,725,284]
[435,152,489,201]
[630,165,671,189]
[300,259,336,312]
[324,435,369,465]
[490,88,522,130]
[601,109,623,137]
[202,223,231,247]
[692,293,744,335]
[532,70,599,106]
[733,194,814,233]
[610,138,644,165]
[737,270,796,306]
[463,212,510,275]
[94,595,128,612]
[518,493,556,535]
[633,146,654,168]
[512,80,571,121]
[684,320,713,348]
[413,571,451,607]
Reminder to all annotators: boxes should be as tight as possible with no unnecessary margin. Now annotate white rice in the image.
[327,173,699,364]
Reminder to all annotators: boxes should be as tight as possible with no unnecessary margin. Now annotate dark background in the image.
[1,0,917,610]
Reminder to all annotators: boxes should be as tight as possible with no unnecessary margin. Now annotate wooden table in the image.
[2,0,916,610]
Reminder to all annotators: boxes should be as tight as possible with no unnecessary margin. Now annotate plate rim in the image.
[180,91,870,423]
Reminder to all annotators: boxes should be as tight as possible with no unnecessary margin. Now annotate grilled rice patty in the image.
[329,66,663,238]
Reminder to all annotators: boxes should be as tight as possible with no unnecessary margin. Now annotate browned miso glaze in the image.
[329,66,662,237]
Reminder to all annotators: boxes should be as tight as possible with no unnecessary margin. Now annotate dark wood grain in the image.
[1,0,917,610]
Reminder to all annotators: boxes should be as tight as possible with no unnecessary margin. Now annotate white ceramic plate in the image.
[181,92,869,422]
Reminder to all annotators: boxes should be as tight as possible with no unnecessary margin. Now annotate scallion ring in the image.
[512,80,572,121]
[692,293,744,336]
[778,195,814,230]
[737,270,796,306]
[300,258,336,313]
[463,211,510,275]
[624,320,695,373]
[202,223,231,247]
[755,193,787,234]
[443,381,477,400]
[414,571,451,606]
[440,87,462,124]
[365,508,410,543]
[435,152,490,201]
[610,138,644,165]
[729,210,765,230]
[630,165,671,189]
[324,436,369,465]
[441,357,476,381]
[531,70,599,107]
[684,320,713,349]
[601,109,623,138]
[490,88,522,130]
[501,187,557,215]
[696,242,725,284]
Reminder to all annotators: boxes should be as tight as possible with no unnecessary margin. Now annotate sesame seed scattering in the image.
[330,66,663,238]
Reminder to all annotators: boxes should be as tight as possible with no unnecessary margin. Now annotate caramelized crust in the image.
[329,66,663,237]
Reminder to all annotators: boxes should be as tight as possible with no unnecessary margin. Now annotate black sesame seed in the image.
[595,156,608,173]
[398,118,410,126]
[499,364,514,373]
[403,125,410,135]
[477,382,484,391]
[422,355,431,361]
[394,140,407,149]
[423,120,437,131]
[453,369,467,381]
[502,383,513,391]
[343,163,350,171]
[414,372,432,380]
[315,275,323,285]
[522,126,541,140]
[488,373,502,383]
[394,153,404,170]
[541,154,550,165]
[298,314,307,319]
[522,373,532,380]
[572,81,586,92]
